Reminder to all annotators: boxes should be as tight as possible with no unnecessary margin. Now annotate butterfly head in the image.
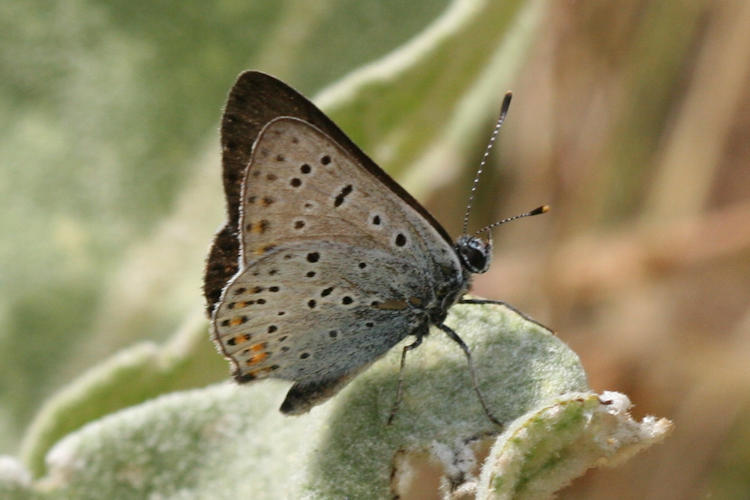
[456,203,548,276]
[456,91,545,275]
[456,235,492,274]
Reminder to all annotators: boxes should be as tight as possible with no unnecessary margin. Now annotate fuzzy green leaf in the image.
[476,392,674,500]
[26,302,586,499]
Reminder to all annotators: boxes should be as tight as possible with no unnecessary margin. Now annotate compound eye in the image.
[457,236,491,273]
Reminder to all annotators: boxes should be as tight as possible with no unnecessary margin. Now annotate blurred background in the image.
[1,0,749,498]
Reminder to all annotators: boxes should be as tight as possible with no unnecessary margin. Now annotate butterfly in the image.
[203,71,547,424]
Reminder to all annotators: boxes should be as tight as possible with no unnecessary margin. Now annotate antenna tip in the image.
[501,91,513,111]
[530,205,550,215]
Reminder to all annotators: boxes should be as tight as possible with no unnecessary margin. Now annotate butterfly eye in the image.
[456,236,491,274]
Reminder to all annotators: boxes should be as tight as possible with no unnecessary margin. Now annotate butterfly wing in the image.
[204,71,453,314]
[211,117,464,411]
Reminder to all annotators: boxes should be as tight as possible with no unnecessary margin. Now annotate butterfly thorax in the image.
[428,283,466,326]
[415,235,491,327]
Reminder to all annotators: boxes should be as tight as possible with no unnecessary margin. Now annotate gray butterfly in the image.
[204,71,546,424]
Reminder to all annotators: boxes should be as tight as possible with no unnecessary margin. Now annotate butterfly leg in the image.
[437,323,503,427]
[386,334,424,425]
[458,298,553,333]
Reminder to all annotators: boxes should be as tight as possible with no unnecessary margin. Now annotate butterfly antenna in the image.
[473,205,549,237]
[462,91,513,235]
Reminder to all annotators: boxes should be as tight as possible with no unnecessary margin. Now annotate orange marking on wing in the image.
[254,243,277,256]
[375,299,408,311]
[231,333,251,345]
[251,220,269,234]
[247,352,269,364]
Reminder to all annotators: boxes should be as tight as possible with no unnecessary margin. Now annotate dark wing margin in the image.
[204,71,453,315]
[279,365,369,415]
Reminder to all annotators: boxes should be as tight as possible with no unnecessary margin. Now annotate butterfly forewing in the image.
[204,71,455,315]
[212,117,462,385]
[236,118,445,269]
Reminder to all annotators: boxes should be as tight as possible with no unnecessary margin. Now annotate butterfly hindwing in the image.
[213,242,420,383]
